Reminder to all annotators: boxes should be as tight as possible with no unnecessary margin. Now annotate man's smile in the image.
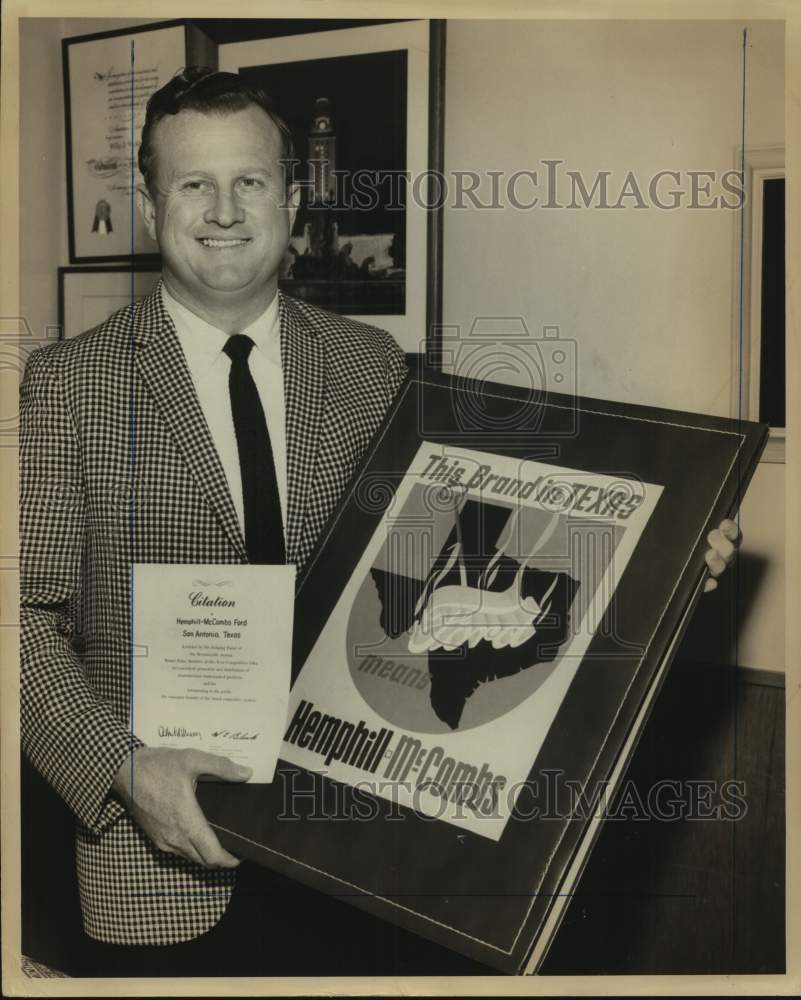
[196,236,253,249]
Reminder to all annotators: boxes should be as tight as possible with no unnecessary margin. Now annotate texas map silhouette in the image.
[370,499,580,729]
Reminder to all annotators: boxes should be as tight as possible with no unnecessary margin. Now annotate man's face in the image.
[138,105,296,311]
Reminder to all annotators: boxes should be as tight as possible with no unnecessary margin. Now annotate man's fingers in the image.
[720,518,741,544]
[150,834,207,867]
[170,791,241,868]
[701,520,741,596]
[707,528,735,564]
[118,747,247,868]
[188,750,252,783]
[705,549,727,577]
[163,838,207,867]
[189,827,241,869]
[180,755,246,866]
[175,781,242,868]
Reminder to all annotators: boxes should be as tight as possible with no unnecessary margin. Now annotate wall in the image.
[18,17,786,672]
[441,19,785,671]
[681,458,785,672]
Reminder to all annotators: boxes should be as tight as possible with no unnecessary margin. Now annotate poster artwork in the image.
[282,444,663,840]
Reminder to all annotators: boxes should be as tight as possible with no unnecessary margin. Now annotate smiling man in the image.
[137,99,294,334]
[20,67,740,978]
[20,68,408,976]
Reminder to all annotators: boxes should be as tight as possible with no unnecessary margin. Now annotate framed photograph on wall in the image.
[219,19,445,355]
[63,19,216,263]
[58,265,161,340]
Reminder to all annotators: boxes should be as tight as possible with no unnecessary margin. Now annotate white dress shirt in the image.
[162,284,287,536]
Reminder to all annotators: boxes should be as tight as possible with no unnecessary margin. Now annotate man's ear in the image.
[286,183,300,232]
[136,185,158,242]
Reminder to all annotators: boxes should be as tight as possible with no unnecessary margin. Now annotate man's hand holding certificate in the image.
[114,564,295,867]
[131,563,295,782]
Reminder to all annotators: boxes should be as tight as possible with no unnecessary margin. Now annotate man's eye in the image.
[182,180,210,192]
[239,177,265,190]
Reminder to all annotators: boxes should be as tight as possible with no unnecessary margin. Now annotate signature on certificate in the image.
[158,726,202,738]
[211,730,260,740]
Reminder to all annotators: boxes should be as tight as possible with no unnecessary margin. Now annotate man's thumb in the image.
[194,752,252,782]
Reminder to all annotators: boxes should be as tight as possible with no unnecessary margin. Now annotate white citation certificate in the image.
[132,563,295,782]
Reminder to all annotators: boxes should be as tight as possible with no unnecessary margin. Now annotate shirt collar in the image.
[240,294,281,359]
[161,283,281,376]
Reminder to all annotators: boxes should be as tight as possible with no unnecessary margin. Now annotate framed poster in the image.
[63,20,216,263]
[198,366,767,974]
[219,20,445,354]
[58,265,161,339]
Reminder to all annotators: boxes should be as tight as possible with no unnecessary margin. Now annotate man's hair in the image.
[138,66,295,193]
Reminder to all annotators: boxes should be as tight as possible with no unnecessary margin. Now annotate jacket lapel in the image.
[132,284,247,561]
[280,293,325,567]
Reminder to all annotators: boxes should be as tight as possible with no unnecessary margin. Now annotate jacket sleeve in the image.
[19,346,143,834]
[383,334,409,408]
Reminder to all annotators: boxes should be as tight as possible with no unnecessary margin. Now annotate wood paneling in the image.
[541,662,785,974]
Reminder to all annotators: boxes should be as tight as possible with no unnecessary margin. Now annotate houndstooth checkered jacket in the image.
[20,283,407,946]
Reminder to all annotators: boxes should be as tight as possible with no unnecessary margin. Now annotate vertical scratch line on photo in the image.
[735,25,748,784]
[733,22,749,962]
[128,37,138,796]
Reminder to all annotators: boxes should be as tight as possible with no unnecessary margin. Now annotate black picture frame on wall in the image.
[62,19,217,264]
[218,19,446,357]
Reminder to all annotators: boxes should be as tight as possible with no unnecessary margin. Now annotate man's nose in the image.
[203,187,245,227]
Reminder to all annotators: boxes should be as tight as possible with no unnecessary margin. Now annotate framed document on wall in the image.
[219,19,445,355]
[63,20,216,263]
[198,366,767,974]
[58,265,161,339]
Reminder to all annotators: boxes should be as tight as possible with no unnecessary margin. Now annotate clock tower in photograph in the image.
[308,97,336,204]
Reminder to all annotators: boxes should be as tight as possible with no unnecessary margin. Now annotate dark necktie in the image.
[223,334,286,564]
